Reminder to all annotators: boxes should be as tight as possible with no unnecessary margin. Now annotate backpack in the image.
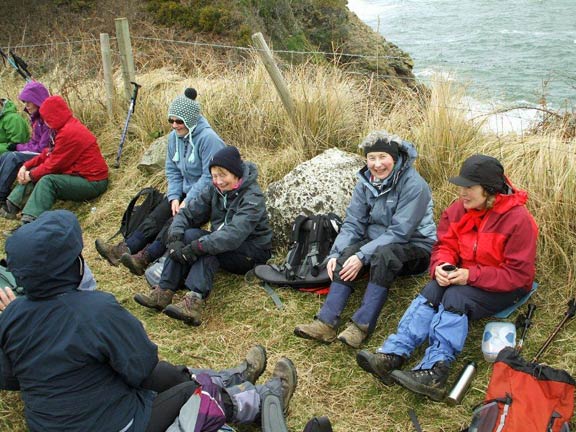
[468,347,575,432]
[254,213,342,292]
[113,187,164,240]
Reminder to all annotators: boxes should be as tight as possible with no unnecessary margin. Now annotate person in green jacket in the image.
[0,98,30,154]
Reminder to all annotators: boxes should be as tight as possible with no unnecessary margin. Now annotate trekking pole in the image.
[9,50,33,80]
[0,48,30,81]
[114,81,141,168]
[515,303,536,353]
[532,298,576,363]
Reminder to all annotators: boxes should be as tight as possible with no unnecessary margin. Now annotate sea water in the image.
[348,0,576,132]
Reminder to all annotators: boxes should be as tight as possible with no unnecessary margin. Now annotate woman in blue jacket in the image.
[294,131,437,349]
[0,210,295,432]
[95,88,225,274]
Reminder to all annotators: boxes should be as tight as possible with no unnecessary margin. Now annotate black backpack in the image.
[254,213,342,290]
[112,187,164,240]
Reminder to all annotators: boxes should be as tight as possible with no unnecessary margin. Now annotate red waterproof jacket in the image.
[25,96,108,182]
[430,180,538,293]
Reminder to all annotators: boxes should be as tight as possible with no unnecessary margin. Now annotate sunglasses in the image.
[168,118,185,125]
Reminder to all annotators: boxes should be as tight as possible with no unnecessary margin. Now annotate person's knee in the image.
[441,289,468,315]
[184,228,207,243]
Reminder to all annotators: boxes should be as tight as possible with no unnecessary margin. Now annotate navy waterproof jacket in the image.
[0,210,158,432]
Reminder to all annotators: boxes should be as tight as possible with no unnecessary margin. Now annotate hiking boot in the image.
[241,345,267,384]
[163,292,204,326]
[356,351,405,385]
[0,205,18,220]
[272,357,298,414]
[391,361,450,401]
[95,239,129,266]
[294,320,337,343]
[120,249,151,276]
[134,286,174,311]
[337,322,368,348]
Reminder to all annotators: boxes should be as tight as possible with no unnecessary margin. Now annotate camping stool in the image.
[493,282,538,319]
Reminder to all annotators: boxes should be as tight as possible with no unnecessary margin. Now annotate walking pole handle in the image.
[533,298,576,362]
[130,81,142,112]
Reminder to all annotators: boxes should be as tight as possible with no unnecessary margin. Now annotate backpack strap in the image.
[261,282,284,309]
[280,215,310,280]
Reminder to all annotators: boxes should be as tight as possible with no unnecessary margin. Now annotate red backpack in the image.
[469,347,575,432]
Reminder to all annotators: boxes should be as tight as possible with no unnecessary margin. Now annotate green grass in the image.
[0,44,575,431]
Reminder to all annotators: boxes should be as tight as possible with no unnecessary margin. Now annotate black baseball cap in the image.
[449,154,505,190]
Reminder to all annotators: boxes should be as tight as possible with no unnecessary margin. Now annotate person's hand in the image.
[166,232,184,245]
[170,199,181,216]
[326,258,337,280]
[16,166,27,184]
[447,268,469,286]
[338,255,363,282]
[435,263,454,287]
[179,244,199,264]
[7,143,17,152]
[0,287,16,311]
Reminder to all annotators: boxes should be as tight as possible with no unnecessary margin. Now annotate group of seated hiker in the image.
[0,80,108,227]
[0,80,539,430]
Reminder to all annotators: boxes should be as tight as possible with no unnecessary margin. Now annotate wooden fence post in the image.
[114,17,136,100]
[251,32,297,127]
[100,33,114,119]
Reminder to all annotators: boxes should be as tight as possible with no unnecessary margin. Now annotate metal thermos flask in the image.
[446,361,477,405]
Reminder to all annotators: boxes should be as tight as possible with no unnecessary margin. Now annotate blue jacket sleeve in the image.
[165,132,184,203]
[0,347,19,390]
[359,176,432,261]
[330,182,369,258]
[90,301,159,388]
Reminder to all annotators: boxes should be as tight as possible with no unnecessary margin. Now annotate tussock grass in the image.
[1,43,575,432]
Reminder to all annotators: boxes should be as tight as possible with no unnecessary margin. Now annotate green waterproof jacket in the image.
[0,99,30,154]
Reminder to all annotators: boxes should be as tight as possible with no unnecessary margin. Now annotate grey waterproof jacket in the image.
[330,139,437,263]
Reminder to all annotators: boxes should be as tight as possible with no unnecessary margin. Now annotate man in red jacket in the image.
[5,95,108,224]
[356,154,538,401]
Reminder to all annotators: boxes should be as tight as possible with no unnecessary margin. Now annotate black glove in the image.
[187,240,206,256]
[179,244,199,264]
[7,143,17,151]
[167,240,185,263]
[166,232,184,245]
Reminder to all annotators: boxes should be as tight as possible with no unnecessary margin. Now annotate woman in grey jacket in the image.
[134,146,272,325]
[294,131,437,348]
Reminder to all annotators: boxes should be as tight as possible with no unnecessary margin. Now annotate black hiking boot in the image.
[356,350,405,385]
[391,361,450,401]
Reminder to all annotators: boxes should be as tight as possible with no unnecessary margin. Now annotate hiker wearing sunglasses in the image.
[0,97,30,156]
[0,210,298,432]
[95,87,225,275]
[294,131,436,349]
[0,81,52,220]
[356,154,538,402]
[133,145,272,326]
[1,95,108,227]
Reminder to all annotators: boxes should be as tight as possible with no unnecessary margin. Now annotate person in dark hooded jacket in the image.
[0,81,52,219]
[0,210,296,432]
[5,95,108,224]
[134,146,273,326]
[294,130,437,349]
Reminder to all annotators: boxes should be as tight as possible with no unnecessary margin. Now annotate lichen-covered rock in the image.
[266,148,364,247]
[138,134,168,175]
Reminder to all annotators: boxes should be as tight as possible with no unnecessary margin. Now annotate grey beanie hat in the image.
[168,88,201,130]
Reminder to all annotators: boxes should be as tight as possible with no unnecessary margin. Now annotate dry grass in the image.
[1,41,575,432]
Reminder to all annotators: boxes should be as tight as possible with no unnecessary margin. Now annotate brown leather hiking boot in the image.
[95,239,129,266]
[242,345,267,384]
[134,286,174,311]
[337,322,369,348]
[293,320,336,343]
[272,357,298,414]
[120,250,151,276]
[163,292,204,326]
[356,350,405,385]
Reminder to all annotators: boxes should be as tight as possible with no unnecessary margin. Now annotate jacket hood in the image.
[0,99,18,118]
[237,161,258,190]
[6,210,83,299]
[359,139,418,190]
[490,177,529,214]
[18,81,50,109]
[39,95,73,130]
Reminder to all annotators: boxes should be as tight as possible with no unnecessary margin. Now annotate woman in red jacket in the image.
[6,95,108,224]
[356,154,538,401]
